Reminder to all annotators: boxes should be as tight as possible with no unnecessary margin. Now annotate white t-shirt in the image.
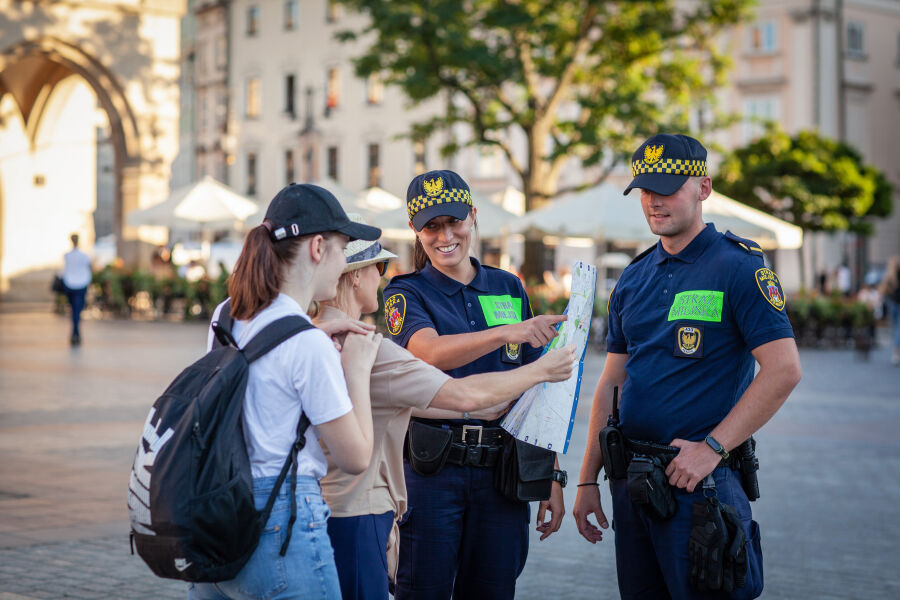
[62,248,92,289]
[208,294,353,480]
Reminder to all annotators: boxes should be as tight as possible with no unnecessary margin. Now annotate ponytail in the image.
[228,221,303,320]
[413,237,428,272]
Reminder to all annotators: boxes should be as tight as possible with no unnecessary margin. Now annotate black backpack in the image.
[128,302,314,582]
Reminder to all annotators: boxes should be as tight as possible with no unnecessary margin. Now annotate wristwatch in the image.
[552,469,568,488]
[704,434,730,460]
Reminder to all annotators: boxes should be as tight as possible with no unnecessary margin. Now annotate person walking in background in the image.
[61,233,92,346]
[879,256,900,365]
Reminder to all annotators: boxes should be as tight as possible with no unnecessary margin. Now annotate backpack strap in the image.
[211,299,237,348]
[239,313,317,556]
[242,316,315,363]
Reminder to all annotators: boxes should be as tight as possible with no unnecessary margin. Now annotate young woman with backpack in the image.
[315,214,576,600]
[190,183,383,600]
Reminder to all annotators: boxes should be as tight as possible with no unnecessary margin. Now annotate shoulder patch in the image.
[754,268,786,311]
[384,293,406,335]
[724,231,764,255]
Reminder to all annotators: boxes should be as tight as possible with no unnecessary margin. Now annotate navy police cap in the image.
[264,183,381,242]
[624,134,708,196]
[406,169,473,231]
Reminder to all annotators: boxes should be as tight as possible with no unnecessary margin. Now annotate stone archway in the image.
[0,1,184,297]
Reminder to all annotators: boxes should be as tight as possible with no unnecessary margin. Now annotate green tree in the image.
[338,0,753,278]
[714,127,893,235]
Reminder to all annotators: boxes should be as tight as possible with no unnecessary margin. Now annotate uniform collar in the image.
[654,222,718,264]
[421,257,491,295]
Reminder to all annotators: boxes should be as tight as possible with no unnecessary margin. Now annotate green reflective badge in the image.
[478,295,522,326]
[667,290,724,322]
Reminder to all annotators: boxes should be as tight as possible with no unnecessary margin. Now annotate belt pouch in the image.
[626,456,677,521]
[599,425,628,480]
[406,421,452,476]
[494,436,555,503]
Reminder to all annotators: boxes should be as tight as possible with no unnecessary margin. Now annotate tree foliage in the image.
[337,0,753,210]
[713,127,893,235]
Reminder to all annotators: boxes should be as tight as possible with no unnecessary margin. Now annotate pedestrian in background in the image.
[879,256,900,365]
[61,233,92,346]
[193,183,382,600]
[573,134,802,599]
[316,214,576,600]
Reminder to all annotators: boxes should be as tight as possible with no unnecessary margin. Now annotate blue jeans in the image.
[64,286,87,336]
[395,462,529,600]
[188,476,341,600]
[611,466,764,600]
[327,511,394,600]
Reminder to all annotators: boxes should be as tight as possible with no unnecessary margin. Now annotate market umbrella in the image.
[127,176,258,229]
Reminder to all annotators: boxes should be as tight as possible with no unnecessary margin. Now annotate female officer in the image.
[315,214,575,600]
[193,184,382,600]
[382,170,568,600]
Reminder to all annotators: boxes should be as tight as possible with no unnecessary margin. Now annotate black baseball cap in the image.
[264,183,381,242]
[624,134,708,196]
[406,169,473,231]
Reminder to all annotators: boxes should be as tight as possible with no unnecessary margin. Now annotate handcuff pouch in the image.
[406,421,452,476]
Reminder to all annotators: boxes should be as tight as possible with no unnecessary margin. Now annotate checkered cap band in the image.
[631,158,707,177]
[407,189,473,221]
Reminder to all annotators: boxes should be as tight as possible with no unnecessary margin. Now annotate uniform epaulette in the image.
[386,270,421,283]
[629,244,656,266]
[723,231,764,255]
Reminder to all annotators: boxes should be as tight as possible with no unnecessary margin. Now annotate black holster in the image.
[626,455,677,521]
[494,436,555,503]
[406,421,452,476]
[599,424,628,480]
[735,437,760,501]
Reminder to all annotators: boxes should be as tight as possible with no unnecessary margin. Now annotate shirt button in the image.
[668,274,673,278]
[467,302,472,307]
[470,320,476,326]
[663,289,668,294]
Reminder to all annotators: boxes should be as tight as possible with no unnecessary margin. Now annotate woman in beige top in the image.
[315,215,575,600]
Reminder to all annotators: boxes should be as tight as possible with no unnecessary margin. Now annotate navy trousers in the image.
[394,462,529,600]
[64,286,87,337]
[611,466,764,600]
[327,511,394,600]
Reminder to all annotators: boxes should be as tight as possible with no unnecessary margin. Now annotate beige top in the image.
[318,306,450,520]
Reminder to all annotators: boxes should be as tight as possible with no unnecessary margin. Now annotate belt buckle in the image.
[461,425,483,444]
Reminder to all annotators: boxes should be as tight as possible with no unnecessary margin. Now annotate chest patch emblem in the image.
[754,268,785,311]
[667,290,724,322]
[674,325,703,358]
[478,294,522,327]
[384,293,406,336]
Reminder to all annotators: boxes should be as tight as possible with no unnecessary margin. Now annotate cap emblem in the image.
[644,144,664,165]
[423,177,444,197]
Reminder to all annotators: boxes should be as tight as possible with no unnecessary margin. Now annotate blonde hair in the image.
[880,256,900,296]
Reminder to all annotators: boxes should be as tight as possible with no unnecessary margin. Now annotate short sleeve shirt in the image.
[606,223,794,444]
[318,307,451,519]
[383,258,541,378]
[208,295,353,480]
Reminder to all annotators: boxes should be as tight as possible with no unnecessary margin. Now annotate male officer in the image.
[572,134,802,599]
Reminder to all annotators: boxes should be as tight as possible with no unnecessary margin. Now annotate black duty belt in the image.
[625,438,738,470]
[446,425,504,468]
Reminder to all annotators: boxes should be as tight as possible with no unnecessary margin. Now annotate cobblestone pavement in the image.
[1,306,898,599]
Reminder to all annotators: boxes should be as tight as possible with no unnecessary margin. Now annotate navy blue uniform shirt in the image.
[383,257,541,388]
[606,223,794,444]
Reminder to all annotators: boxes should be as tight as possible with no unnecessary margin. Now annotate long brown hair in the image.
[412,210,478,272]
[228,221,304,320]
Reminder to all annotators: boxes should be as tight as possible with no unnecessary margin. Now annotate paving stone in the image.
[1,309,899,599]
